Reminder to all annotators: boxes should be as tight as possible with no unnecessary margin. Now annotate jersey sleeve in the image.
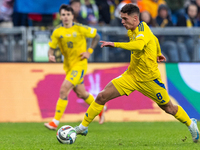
[154,35,162,56]
[135,22,151,46]
[114,40,145,51]
[80,25,97,38]
[48,29,59,49]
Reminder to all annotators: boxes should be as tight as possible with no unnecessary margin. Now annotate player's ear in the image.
[133,15,138,21]
[132,16,136,21]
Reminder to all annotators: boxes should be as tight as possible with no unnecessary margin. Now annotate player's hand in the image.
[100,41,114,48]
[49,55,56,62]
[80,52,90,60]
[157,54,166,62]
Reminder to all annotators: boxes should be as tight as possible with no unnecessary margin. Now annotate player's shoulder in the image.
[137,21,150,32]
[74,22,89,29]
[52,24,63,33]
[73,22,96,30]
[54,24,63,30]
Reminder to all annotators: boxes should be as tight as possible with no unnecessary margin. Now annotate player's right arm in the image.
[103,23,149,51]
[100,39,145,51]
[48,29,59,62]
[48,48,56,62]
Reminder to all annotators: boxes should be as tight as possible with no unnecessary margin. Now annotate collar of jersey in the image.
[61,22,75,27]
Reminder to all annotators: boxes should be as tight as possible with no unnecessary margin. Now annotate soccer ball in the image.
[56,125,77,144]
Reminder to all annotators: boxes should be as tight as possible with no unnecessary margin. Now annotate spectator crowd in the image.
[1,0,200,62]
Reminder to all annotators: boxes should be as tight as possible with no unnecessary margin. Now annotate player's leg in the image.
[73,83,107,124]
[75,81,121,135]
[73,83,94,105]
[159,101,191,125]
[75,72,134,135]
[153,80,199,143]
[159,101,199,143]
[44,79,74,130]
[137,78,199,143]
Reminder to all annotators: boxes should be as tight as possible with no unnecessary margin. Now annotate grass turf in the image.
[0,122,199,150]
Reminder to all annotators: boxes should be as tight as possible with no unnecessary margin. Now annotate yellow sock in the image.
[82,101,104,127]
[54,98,68,121]
[84,94,95,105]
[174,105,192,126]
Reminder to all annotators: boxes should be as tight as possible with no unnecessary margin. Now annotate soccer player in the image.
[44,4,106,130]
[75,4,200,143]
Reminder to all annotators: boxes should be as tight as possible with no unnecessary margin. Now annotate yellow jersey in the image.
[114,21,161,82]
[48,22,97,72]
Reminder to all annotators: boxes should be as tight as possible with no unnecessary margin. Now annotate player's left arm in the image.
[48,29,59,62]
[157,54,166,62]
[80,27,100,60]
[154,35,166,62]
[89,33,100,50]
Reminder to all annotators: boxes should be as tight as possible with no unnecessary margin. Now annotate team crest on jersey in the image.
[130,35,135,41]
[72,32,77,37]
[59,35,63,39]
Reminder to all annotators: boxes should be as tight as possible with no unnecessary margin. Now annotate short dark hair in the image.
[69,0,80,5]
[121,4,140,16]
[59,4,74,14]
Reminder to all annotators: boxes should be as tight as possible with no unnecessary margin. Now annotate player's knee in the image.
[77,92,88,99]
[59,89,68,100]
[76,93,82,99]
[95,92,107,105]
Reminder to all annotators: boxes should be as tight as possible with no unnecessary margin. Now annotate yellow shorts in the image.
[65,65,87,86]
[111,72,170,105]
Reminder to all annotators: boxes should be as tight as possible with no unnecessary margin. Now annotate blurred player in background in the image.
[44,4,106,130]
[75,4,200,143]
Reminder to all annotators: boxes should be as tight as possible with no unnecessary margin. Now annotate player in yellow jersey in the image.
[75,4,200,143]
[44,4,106,130]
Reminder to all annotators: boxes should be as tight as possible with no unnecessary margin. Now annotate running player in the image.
[75,4,199,143]
[44,4,105,130]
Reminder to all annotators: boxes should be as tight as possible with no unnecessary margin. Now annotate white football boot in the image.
[75,126,88,136]
[188,118,199,143]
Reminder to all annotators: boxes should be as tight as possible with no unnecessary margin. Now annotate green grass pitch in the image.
[0,122,199,150]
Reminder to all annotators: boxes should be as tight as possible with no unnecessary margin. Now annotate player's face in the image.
[60,9,74,25]
[121,12,137,30]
